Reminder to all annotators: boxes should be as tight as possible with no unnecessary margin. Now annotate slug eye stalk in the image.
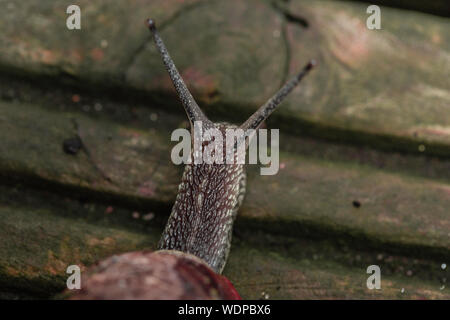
[147,18,316,144]
[146,19,213,130]
[239,60,316,131]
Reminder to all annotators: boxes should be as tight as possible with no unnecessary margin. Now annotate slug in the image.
[147,19,315,274]
[68,18,315,300]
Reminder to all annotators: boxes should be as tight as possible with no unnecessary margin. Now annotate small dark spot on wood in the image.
[63,136,82,155]
[352,200,361,208]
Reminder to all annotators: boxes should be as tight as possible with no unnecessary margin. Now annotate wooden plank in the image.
[1,184,448,299]
[0,0,448,155]
[1,101,448,259]
[0,184,160,297]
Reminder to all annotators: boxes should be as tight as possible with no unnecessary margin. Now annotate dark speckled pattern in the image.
[158,123,247,274]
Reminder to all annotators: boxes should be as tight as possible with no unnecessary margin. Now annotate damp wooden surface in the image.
[0,0,448,299]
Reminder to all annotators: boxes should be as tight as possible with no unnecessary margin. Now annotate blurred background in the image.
[0,0,448,299]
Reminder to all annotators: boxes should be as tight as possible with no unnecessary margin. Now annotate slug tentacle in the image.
[146,19,213,129]
[240,60,316,132]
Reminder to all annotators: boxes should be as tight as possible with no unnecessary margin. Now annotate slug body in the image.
[147,19,315,274]
[159,128,246,273]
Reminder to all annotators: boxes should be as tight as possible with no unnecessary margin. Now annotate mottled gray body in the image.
[158,123,247,274]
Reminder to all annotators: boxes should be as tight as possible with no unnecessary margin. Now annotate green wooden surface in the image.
[0,0,448,299]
